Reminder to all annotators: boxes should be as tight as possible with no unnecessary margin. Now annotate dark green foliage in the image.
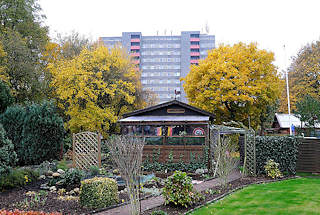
[163,171,203,208]
[0,80,13,113]
[0,123,17,175]
[0,104,25,155]
[48,168,84,188]
[255,136,300,175]
[56,160,68,171]
[0,101,65,165]
[295,95,320,136]
[62,168,84,187]
[63,134,72,153]
[89,165,100,176]
[0,168,39,191]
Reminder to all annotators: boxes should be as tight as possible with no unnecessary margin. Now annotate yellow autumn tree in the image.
[0,41,8,83]
[182,42,283,129]
[48,45,145,136]
[279,40,320,113]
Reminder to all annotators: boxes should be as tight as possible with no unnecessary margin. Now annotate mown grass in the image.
[190,177,320,215]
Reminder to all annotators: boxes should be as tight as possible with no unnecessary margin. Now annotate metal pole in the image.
[284,45,292,135]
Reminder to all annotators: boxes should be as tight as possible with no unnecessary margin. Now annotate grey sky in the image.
[40,0,320,73]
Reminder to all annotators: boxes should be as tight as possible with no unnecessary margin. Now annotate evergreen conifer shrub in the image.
[0,101,65,165]
[0,123,17,175]
[0,80,14,114]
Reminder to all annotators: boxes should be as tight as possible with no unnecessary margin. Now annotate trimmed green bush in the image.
[256,136,300,175]
[0,101,65,165]
[80,177,119,209]
[0,123,17,175]
[163,171,203,208]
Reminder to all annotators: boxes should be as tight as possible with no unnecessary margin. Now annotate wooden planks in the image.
[296,138,320,173]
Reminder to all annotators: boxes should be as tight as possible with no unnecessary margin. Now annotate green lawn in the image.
[190,177,320,215]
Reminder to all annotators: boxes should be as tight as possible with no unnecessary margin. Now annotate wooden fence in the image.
[73,132,101,169]
[143,145,204,163]
[296,138,320,173]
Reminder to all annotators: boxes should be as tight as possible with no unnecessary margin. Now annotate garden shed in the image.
[119,100,215,163]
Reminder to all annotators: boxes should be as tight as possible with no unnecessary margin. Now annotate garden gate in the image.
[73,131,101,169]
[210,124,256,176]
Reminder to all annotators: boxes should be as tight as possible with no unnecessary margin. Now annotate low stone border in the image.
[184,176,299,215]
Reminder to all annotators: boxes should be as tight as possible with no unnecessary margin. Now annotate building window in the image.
[190,34,200,38]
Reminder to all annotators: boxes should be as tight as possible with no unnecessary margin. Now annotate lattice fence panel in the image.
[73,131,101,170]
[244,130,256,176]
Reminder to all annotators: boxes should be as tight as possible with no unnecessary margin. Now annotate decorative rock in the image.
[57,169,65,174]
[56,180,64,186]
[46,170,53,176]
[39,175,46,180]
[73,188,80,193]
[47,176,53,179]
[50,186,57,192]
[40,183,49,190]
[112,169,119,175]
[69,190,75,195]
[52,172,61,177]
[195,169,205,175]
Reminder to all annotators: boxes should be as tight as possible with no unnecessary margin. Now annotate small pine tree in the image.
[0,123,17,175]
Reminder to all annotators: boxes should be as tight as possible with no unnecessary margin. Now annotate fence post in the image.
[72,133,75,168]
[98,132,102,168]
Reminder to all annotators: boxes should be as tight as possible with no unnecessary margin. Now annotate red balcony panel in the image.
[133,60,140,64]
[190,60,199,64]
[190,45,200,49]
[190,52,200,56]
[131,52,140,57]
[190,38,200,42]
[131,38,140,42]
[131,46,140,50]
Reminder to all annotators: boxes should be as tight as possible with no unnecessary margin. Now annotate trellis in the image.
[210,123,256,176]
[73,131,101,169]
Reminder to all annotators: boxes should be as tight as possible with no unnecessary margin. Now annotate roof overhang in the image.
[119,115,210,123]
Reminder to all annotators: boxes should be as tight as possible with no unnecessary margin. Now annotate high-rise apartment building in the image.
[99,31,215,103]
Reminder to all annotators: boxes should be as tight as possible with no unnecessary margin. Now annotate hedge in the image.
[80,177,119,209]
[0,101,65,165]
[255,136,300,175]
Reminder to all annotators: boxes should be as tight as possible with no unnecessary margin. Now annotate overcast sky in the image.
[40,0,320,73]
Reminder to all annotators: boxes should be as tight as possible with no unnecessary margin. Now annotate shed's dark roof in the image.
[119,115,210,122]
[123,100,215,118]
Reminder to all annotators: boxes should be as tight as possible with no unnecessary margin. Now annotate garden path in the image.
[96,171,241,215]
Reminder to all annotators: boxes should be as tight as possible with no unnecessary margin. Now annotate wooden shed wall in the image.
[143,145,204,163]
